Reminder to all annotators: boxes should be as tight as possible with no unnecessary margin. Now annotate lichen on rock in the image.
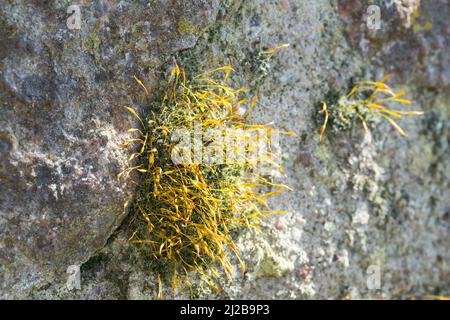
[0,0,448,299]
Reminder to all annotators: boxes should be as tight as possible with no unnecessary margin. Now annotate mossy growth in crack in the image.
[318,76,424,141]
[120,60,294,297]
[242,44,290,91]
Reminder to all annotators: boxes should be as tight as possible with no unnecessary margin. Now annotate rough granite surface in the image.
[0,0,448,299]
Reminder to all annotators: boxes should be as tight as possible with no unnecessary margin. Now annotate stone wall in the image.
[0,0,448,299]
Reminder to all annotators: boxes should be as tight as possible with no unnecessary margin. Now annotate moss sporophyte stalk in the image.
[120,62,295,296]
[318,76,424,141]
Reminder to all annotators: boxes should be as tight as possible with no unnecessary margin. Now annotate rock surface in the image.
[0,0,448,299]
[0,0,218,298]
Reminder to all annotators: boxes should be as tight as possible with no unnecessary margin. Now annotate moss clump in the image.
[121,63,293,296]
[318,77,424,141]
[177,18,197,35]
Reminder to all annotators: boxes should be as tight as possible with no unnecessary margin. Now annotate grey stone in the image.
[0,0,448,299]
